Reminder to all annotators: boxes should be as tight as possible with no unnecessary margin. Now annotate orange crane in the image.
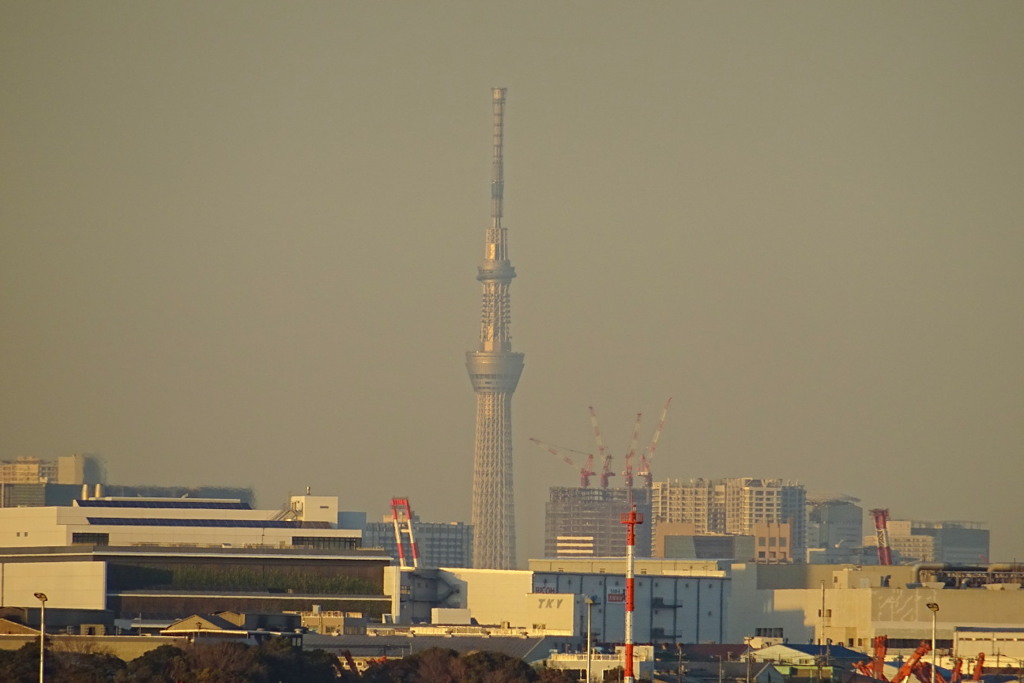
[873,635,889,680]
[855,635,891,681]
[529,438,596,487]
[949,658,964,683]
[971,653,984,681]
[871,508,894,566]
[891,641,931,683]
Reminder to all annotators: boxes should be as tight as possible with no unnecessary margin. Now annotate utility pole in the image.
[34,592,47,683]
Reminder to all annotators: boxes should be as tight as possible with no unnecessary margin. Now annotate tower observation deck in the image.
[466,87,524,569]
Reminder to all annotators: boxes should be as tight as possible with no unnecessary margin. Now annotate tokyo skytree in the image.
[465,88,524,569]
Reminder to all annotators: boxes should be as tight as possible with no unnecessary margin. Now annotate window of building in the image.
[291,536,358,551]
[72,532,109,545]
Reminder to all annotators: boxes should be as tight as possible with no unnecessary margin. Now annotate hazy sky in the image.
[2,2,1022,564]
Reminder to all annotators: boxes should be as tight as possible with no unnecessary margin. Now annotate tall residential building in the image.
[652,477,807,561]
[544,487,652,559]
[465,88,524,569]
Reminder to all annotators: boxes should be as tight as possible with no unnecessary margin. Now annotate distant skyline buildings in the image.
[465,88,524,569]
[652,477,808,559]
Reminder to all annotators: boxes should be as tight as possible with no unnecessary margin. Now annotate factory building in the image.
[543,486,652,559]
[731,562,1024,655]
[0,495,393,627]
[386,558,728,647]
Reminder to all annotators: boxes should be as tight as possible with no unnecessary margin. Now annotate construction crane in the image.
[637,398,672,488]
[622,413,642,489]
[589,406,616,488]
[949,658,964,683]
[971,653,985,681]
[871,508,894,566]
[529,438,596,487]
[637,453,652,489]
[872,635,889,680]
[390,497,420,569]
[891,641,931,683]
[539,399,672,490]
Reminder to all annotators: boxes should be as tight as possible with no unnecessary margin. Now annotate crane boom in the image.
[645,397,672,460]
[622,412,641,489]
[637,397,672,489]
[971,653,984,681]
[589,406,616,488]
[871,508,894,566]
[529,437,596,486]
[891,641,931,683]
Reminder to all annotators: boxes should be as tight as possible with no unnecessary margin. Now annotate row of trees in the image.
[0,638,590,683]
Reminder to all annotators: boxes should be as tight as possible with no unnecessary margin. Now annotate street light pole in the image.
[927,602,940,683]
[585,596,595,683]
[33,592,47,683]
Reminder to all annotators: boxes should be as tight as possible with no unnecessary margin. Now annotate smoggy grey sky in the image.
[2,2,1022,564]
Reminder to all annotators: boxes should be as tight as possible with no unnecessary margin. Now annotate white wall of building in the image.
[290,495,338,524]
[0,500,361,550]
[442,568,535,627]
[1,560,106,610]
[0,506,69,546]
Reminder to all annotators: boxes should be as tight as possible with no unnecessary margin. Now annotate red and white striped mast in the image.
[621,499,644,683]
[390,497,421,569]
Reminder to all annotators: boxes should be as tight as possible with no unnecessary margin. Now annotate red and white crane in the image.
[871,508,894,566]
[621,413,642,490]
[538,399,673,490]
[529,438,596,487]
[390,497,420,569]
[637,398,672,488]
[589,406,616,489]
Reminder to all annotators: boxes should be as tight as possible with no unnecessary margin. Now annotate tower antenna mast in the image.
[466,88,525,569]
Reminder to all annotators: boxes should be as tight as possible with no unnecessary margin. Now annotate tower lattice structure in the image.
[466,88,524,570]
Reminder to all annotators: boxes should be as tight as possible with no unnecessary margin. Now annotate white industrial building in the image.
[0,495,392,627]
[386,558,729,646]
[384,557,1024,674]
[0,494,358,550]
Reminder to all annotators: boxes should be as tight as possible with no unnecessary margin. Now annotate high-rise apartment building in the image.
[652,477,806,561]
[544,487,652,559]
